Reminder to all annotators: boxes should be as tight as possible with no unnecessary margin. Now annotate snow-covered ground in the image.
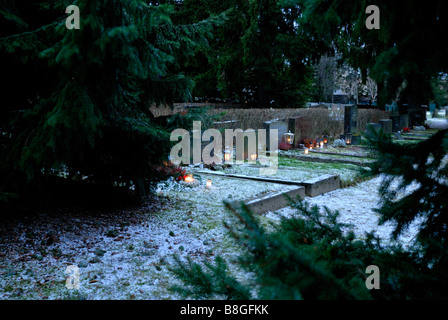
[0,171,421,300]
[426,118,448,129]
[270,176,422,250]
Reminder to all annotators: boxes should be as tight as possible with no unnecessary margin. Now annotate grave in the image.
[379,119,393,134]
[407,107,426,126]
[393,132,404,140]
[288,116,313,147]
[400,114,409,129]
[299,174,341,197]
[263,120,289,150]
[365,123,382,137]
[238,186,306,214]
[429,103,436,116]
[390,115,401,132]
[344,104,358,135]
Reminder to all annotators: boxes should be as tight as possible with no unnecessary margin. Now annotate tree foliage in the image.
[294,0,448,109]
[0,0,220,204]
[169,197,448,300]
[167,0,317,108]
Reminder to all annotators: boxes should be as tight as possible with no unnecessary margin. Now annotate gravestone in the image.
[393,132,404,140]
[438,109,447,118]
[400,114,409,129]
[429,103,436,116]
[379,119,393,134]
[390,115,401,132]
[365,123,382,138]
[344,104,358,134]
[407,107,426,126]
[263,121,288,150]
[288,116,312,146]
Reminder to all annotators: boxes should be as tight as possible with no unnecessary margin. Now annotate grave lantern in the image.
[250,153,257,161]
[320,141,324,148]
[304,148,309,155]
[284,131,295,145]
[346,133,352,145]
[184,174,194,183]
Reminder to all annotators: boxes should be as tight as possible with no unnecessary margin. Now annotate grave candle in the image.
[304,148,309,155]
[320,141,324,148]
[250,153,257,161]
[206,179,212,188]
[224,147,231,163]
[184,174,194,183]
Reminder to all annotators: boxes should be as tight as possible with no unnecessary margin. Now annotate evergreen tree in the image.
[169,198,448,300]
[295,0,448,109]
[169,0,316,108]
[0,0,219,205]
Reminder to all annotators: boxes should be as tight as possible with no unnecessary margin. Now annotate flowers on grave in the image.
[155,161,190,182]
[402,127,410,133]
[303,138,317,149]
[279,141,292,151]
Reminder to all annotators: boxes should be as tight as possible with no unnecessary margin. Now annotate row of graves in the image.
[163,104,442,215]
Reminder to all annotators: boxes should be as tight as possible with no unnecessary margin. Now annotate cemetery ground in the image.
[0,135,432,300]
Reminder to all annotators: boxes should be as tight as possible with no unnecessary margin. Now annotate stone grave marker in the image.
[390,115,401,132]
[407,107,426,126]
[365,123,382,137]
[400,114,409,129]
[263,121,288,150]
[288,116,312,148]
[344,104,358,135]
[379,119,393,134]
[393,132,404,140]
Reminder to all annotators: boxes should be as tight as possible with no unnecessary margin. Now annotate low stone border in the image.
[299,174,341,197]
[280,153,372,166]
[197,170,341,199]
[230,186,306,214]
[309,150,376,159]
